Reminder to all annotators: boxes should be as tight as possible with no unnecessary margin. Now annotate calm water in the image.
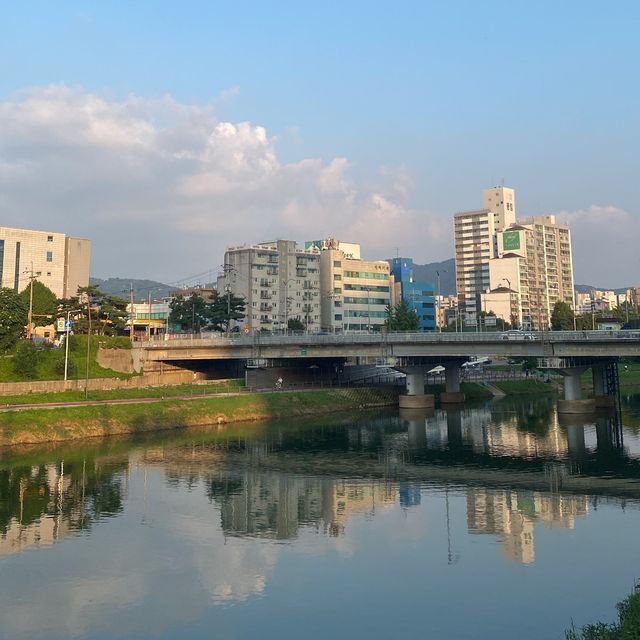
[2,395,640,639]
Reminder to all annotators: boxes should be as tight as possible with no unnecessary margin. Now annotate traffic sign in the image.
[65,320,73,330]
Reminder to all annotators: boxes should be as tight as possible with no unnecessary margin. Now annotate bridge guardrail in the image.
[138,329,640,349]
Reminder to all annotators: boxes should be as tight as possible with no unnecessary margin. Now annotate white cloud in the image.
[0,85,445,281]
[552,205,640,286]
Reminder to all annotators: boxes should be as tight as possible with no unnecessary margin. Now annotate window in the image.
[333,261,341,267]
[47,235,53,242]
[46,251,53,262]
[334,274,342,280]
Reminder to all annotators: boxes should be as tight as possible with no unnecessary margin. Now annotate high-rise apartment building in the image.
[454,187,516,320]
[0,226,90,299]
[488,216,574,329]
[314,239,392,332]
[218,240,321,332]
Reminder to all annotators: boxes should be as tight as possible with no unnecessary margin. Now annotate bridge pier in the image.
[557,367,595,414]
[398,367,435,409]
[440,361,465,404]
[592,364,615,408]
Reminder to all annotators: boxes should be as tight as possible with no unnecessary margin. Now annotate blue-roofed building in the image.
[388,257,436,331]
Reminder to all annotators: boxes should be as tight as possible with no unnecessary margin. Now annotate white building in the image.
[314,239,392,332]
[218,240,321,332]
[0,226,90,299]
[454,187,516,322]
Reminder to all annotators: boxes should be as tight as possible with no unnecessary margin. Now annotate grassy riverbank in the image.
[0,387,399,446]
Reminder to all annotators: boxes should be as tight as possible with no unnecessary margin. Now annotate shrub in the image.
[12,341,39,378]
[54,356,77,378]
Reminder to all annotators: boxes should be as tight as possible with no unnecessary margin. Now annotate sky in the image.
[1,0,638,287]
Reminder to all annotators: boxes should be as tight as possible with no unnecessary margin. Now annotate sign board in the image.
[56,318,65,332]
[502,230,521,251]
[65,320,73,330]
[464,317,477,327]
[484,316,497,326]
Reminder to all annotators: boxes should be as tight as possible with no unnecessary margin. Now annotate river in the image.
[1,394,640,639]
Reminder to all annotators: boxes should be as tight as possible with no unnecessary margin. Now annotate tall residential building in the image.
[454,186,516,320]
[0,226,91,299]
[315,239,392,332]
[488,215,574,329]
[388,257,436,331]
[218,240,321,332]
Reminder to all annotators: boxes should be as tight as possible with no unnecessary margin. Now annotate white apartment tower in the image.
[218,240,321,332]
[454,187,516,319]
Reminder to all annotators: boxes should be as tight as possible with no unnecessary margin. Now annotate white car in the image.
[501,329,535,340]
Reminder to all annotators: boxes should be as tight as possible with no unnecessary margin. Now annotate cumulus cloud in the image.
[0,85,445,282]
[552,205,640,286]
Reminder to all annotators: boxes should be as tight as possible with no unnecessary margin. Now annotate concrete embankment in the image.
[0,388,400,446]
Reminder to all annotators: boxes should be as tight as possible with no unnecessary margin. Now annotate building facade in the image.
[488,216,574,329]
[317,240,391,332]
[388,257,436,331]
[0,226,90,299]
[454,187,516,324]
[218,240,321,332]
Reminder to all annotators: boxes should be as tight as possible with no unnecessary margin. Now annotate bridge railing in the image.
[139,329,640,348]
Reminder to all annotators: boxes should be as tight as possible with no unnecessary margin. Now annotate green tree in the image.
[551,301,575,330]
[19,281,58,327]
[207,291,246,332]
[59,286,129,336]
[385,299,420,331]
[0,288,28,350]
[169,293,210,332]
[13,340,39,378]
[287,318,305,331]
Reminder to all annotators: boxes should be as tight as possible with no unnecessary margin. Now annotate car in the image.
[501,329,535,340]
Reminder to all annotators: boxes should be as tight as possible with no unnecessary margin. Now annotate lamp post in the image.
[436,269,447,333]
[283,278,296,334]
[501,278,514,328]
[24,263,42,340]
[64,309,79,382]
[364,286,371,332]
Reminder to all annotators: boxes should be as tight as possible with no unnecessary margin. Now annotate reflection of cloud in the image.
[0,85,444,280]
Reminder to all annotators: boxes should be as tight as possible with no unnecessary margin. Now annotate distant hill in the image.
[411,258,456,296]
[575,284,632,294]
[90,277,174,300]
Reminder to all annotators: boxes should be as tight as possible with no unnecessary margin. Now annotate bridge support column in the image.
[446,408,463,449]
[592,364,615,408]
[399,367,435,409]
[557,367,595,414]
[440,362,465,404]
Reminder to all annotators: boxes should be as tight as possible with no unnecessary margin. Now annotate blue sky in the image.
[1,1,638,284]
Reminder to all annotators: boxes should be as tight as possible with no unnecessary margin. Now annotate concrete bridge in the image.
[137,330,640,413]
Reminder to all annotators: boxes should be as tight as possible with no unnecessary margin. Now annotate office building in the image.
[0,226,90,299]
[218,240,321,332]
[388,257,436,331]
[314,239,392,332]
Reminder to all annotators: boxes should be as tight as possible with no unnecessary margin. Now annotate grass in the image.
[0,379,245,405]
[566,583,640,639]
[0,388,400,445]
[493,379,557,395]
[0,335,134,382]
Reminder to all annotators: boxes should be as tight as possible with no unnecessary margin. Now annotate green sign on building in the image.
[502,230,521,251]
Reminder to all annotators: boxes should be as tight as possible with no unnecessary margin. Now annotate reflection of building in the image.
[212,470,397,539]
[466,487,588,564]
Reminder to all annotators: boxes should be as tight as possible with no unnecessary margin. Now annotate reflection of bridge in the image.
[138,331,640,412]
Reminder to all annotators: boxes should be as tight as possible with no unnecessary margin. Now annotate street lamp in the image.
[64,309,80,382]
[24,263,42,340]
[436,270,447,333]
[282,278,296,334]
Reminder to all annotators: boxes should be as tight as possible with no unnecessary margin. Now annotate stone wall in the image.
[96,348,134,373]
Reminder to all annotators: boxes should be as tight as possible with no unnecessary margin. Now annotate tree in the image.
[59,286,129,335]
[207,291,246,332]
[551,301,575,331]
[13,340,39,378]
[287,318,305,331]
[385,299,420,331]
[169,293,210,332]
[0,288,28,350]
[19,281,58,327]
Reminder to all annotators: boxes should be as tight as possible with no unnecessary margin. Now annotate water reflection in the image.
[1,396,640,639]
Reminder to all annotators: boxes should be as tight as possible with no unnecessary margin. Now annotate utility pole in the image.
[148,291,152,340]
[225,285,231,336]
[84,292,92,400]
[24,263,42,340]
[129,283,135,344]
